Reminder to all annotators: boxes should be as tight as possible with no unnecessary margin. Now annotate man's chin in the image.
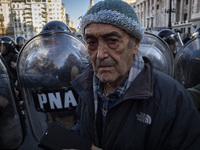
[98,76,115,83]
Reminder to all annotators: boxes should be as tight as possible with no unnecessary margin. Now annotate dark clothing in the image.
[183,37,191,44]
[2,51,18,82]
[187,84,200,111]
[71,59,200,150]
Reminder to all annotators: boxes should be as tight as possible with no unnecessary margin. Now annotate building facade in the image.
[124,0,136,4]
[65,13,73,28]
[135,0,200,34]
[0,0,72,40]
[88,0,94,10]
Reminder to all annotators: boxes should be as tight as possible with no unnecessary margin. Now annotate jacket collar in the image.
[124,57,153,100]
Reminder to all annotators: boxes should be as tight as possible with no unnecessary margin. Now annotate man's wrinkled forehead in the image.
[84,23,127,40]
[85,32,123,41]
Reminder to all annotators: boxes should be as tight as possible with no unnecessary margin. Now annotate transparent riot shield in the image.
[139,32,174,77]
[0,55,24,149]
[17,31,90,142]
[170,32,184,54]
[174,36,200,88]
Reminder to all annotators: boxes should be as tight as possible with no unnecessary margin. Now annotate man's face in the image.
[170,43,176,53]
[18,43,24,49]
[0,45,7,55]
[84,23,139,85]
[17,39,25,49]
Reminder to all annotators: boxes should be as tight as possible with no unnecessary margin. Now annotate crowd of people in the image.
[0,0,200,149]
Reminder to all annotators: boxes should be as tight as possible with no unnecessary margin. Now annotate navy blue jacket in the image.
[71,59,200,150]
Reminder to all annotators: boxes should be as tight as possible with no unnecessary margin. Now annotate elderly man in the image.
[70,0,200,149]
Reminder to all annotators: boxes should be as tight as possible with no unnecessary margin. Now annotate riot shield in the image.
[17,31,90,143]
[174,36,200,88]
[139,32,174,77]
[0,55,24,149]
[170,32,183,53]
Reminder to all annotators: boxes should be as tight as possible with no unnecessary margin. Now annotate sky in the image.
[62,0,102,29]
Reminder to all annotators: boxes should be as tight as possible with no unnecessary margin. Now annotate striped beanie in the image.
[80,0,144,41]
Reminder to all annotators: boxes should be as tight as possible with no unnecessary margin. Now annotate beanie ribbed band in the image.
[80,0,144,41]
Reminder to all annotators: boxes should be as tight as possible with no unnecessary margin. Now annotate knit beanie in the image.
[80,0,144,41]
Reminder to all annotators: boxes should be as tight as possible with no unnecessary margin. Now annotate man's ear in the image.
[133,41,140,55]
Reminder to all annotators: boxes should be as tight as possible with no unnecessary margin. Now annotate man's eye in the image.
[86,39,97,50]
[87,41,96,45]
[106,38,119,49]
[86,38,97,44]
[107,38,118,44]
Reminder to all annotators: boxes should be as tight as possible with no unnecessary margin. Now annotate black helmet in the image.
[157,29,176,51]
[157,29,176,39]
[41,20,71,33]
[16,36,25,44]
[16,36,25,51]
[0,36,16,55]
[157,29,176,45]
[192,27,200,38]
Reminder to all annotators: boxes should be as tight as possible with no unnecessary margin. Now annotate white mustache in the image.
[96,59,116,68]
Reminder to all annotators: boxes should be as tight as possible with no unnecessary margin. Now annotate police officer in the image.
[16,36,26,52]
[0,55,24,149]
[157,29,183,57]
[0,36,18,83]
[0,36,21,101]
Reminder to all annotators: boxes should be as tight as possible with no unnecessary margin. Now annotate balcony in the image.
[24,14,32,18]
[191,12,200,20]
[25,8,31,11]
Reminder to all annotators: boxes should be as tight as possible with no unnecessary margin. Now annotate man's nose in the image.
[96,41,108,59]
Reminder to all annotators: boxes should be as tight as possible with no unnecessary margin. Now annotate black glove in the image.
[38,122,92,150]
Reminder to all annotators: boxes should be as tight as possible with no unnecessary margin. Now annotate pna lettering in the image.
[38,90,77,110]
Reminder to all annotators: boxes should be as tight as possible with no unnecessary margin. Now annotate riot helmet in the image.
[0,36,16,55]
[157,29,183,56]
[192,27,200,38]
[40,20,71,34]
[16,36,25,52]
[157,29,176,39]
